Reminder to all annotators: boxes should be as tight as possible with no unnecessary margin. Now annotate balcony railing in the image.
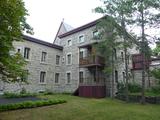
[79,77,105,86]
[79,55,105,66]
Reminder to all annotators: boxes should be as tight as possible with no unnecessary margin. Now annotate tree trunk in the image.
[140,0,146,104]
[111,50,114,98]
[121,14,129,102]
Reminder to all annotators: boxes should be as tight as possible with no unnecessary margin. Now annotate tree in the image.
[131,0,160,104]
[0,0,33,83]
[95,0,135,101]
[94,16,121,98]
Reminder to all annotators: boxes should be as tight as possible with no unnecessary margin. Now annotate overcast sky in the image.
[24,0,103,43]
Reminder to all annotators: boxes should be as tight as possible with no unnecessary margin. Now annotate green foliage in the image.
[0,99,67,112]
[0,0,33,83]
[3,92,37,98]
[117,82,142,94]
[151,68,160,83]
[128,83,142,93]
[148,86,160,94]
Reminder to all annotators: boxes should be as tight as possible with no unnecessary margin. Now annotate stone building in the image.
[0,17,157,97]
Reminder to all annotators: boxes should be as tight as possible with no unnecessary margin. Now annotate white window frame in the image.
[55,73,60,84]
[66,52,72,65]
[39,71,46,84]
[24,47,31,60]
[41,51,47,63]
[56,55,61,66]
[79,70,84,83]
[79,48,85,59]
[67,39,72,46]
[66,71,72,84]
[79,35,85,43]
[93,30,99,38]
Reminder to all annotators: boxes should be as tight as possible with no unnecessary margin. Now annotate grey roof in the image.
[63,22,74,31]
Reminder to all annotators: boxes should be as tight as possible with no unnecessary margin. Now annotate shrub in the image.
[117,82,126,94]
[149,86,160,94]
[128,83,142,93]
[0,99,67,112]
[117,82,142,94]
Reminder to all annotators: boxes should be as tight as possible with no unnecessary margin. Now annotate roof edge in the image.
[23,35,63,50]
[58,16,105,38]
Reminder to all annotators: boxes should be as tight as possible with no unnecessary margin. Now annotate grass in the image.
[0,94,160,120]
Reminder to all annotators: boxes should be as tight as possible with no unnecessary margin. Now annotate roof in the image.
[53,21,74,43]
[23,35,63,50]
[58,16,105,38]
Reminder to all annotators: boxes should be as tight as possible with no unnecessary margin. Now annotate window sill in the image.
[39,83,47,85]
[54,83,60,85]
[55,64,61,67]
[25,59,31,62]
[66,83,71,85]
[66,64,72,66]
[40,62,48,65]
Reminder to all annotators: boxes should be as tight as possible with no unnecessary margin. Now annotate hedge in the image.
[0,99,67,112]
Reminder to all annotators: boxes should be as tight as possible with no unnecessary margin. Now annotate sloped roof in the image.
[53,21,74,42]
[23,35,63,50]
[58,19,100,38]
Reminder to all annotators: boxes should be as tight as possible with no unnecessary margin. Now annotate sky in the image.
[24,0,103,43]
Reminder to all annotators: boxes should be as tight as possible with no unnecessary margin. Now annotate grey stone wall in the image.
[1,40,63,93]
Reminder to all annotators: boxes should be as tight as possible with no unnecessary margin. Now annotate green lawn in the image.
[0,94,160,120]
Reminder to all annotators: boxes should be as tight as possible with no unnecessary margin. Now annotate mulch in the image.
[0,96,44,105]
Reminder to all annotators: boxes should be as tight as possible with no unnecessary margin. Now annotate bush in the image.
[3,92,37,98]
[128,83,141,93]
[117,82,142,94]
[0,99,67,112]
[149,86,160,94]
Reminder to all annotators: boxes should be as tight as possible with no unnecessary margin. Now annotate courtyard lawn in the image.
[0,94,160,120]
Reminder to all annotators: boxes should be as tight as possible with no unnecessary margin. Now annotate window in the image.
[41,52,47,62]
[79,71,84,83]
[121,52,124,62]
[24,47,30,59]
[122,72,125,82]
[79,35,84,43]
[67,40,72,46]
[113,48,117,60]
[93,30,99,39]
[55,73,59,83]
[67,54,72,65]
[115,70,118,83]
[67,72,71,84]
[79,49,85,58]
[56,55,60,65]
[22,70,29,81]
[79,51,84,58]
[40,71,46,83]
[17,48,21,53]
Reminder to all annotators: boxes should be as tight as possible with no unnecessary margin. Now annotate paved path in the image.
[0,96,43,105]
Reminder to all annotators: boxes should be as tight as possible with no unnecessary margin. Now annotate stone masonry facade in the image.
[0,17,157,96]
